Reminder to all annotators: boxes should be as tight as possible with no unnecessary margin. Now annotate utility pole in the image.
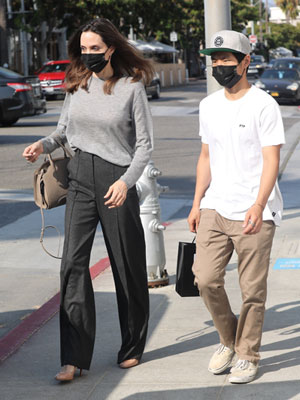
[265,0,269,35]
[0,0,9,66]
[249,0,255,36]
[20,0,28,75]
[204,0,232,95]
[259,0,263,43]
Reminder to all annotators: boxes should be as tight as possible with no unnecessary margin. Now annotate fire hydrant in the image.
[136,161,169,287]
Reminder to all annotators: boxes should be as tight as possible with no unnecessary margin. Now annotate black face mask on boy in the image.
[81,50,109,73]
[212,64,243,89]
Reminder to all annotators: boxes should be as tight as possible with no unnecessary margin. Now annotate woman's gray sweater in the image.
[41,76,153,188]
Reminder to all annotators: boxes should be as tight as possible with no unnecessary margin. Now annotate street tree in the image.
[275,0,299,21]
[9,0,263,73]
[265,22,300,53]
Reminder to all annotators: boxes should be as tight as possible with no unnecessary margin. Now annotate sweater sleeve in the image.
[40,92,71,154]
[119,86,154,188]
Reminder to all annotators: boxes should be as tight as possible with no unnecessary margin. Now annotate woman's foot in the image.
[55,365,82,381]
[119,358,139,369]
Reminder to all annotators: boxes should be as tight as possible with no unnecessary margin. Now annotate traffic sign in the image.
[170,31,178,42]
[249,34,257,44]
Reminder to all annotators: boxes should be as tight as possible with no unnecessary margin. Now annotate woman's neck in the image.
[94,63,114,80]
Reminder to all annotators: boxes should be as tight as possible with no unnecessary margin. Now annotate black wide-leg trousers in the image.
[59,150,149,370]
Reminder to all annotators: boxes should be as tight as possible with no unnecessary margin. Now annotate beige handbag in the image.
[33,139,73,258]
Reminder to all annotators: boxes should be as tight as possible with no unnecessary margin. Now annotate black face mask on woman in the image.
[81,50,109,73]
[212,64,243,89]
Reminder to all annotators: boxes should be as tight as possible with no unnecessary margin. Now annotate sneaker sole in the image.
[208,358,234,374]
[229,374,256,384]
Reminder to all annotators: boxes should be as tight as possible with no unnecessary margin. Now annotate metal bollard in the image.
[136,161,169,287]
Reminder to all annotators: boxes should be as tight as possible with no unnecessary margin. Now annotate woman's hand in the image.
[22,141,44,163]
[188,206,201,233]
[104,180,128,208]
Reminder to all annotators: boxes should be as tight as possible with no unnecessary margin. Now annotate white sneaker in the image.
[229,359,259,383]
[208,344,235,374]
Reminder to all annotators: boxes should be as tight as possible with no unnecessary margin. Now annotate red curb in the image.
[0,256,110,363]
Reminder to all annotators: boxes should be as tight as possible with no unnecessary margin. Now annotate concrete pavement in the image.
[0,113,300,399]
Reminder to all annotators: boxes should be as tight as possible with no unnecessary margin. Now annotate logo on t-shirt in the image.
[239,124,246,128]
[214,36,224,47]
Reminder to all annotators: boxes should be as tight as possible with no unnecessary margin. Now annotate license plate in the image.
[44,87,54,93]
[271,92,279,97]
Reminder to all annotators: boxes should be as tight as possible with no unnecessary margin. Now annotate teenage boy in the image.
[188,30,285,383]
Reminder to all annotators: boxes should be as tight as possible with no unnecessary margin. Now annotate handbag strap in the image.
[53,138,74,159]
[39,208,63,259]
[38,137,72,259]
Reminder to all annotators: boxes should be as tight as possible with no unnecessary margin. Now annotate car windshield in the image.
[0,66,22,78]
[251,56,263,63]
[40,63,69,73]
[261,69,299,80]
[273,60,300,69]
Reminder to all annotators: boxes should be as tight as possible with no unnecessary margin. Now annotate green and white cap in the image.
[201,30,251,56]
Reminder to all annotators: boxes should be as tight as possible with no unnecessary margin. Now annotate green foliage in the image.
[231,0,260,31]
[9,0,262,69]
[265,22,300,52]
[275,0,299,20]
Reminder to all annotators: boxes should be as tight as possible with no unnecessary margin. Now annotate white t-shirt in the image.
[199,85,285,226]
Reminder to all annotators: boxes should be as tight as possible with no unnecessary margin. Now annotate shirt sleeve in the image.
[120,85,154,188]
[40,92,71,154]
[259,100,286,147]
[199,99,209,144]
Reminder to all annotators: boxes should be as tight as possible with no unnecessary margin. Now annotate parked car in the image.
[247,55,267,78]
[0,67,46,126]
[266,59,276,69]
[255,68,300,103]
[36,60,70,99]
[271,57,300,72]
[146,74,161,99]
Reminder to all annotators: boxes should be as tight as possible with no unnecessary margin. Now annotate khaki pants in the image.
[192,209,275,363]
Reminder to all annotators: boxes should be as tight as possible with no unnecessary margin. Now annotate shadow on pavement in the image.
[122,381,300,400]
[152,96,187,102]
[158,176,196,198]
[0,291,168,400]
[0,200,37,228]
[0,135,45,144]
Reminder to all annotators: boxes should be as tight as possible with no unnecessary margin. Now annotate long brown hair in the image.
[65,18,154,94]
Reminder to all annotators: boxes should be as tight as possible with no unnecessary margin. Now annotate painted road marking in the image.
[273,258,300,270]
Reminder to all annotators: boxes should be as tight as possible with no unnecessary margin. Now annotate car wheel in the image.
[1,118,18,126]
[152,83,161,99]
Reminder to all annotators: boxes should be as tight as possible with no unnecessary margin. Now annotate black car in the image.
[255,68,300,103]
[0,67,46,126]
[247,55,266,78]
[146,75,161,99]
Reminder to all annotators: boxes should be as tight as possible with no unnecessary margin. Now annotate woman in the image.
[23,18,154,381]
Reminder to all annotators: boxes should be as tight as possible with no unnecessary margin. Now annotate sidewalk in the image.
[0,142,300,398]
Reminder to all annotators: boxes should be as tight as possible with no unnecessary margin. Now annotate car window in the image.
[273,60,300,70]
[40,63,69,73]
[0,66,22,78]
[251,56,264,63]
[262,69,299,80]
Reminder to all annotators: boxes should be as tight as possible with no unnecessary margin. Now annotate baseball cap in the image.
[201,30,251,56]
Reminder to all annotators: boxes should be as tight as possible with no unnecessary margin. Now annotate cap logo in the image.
[214,36,224,47]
